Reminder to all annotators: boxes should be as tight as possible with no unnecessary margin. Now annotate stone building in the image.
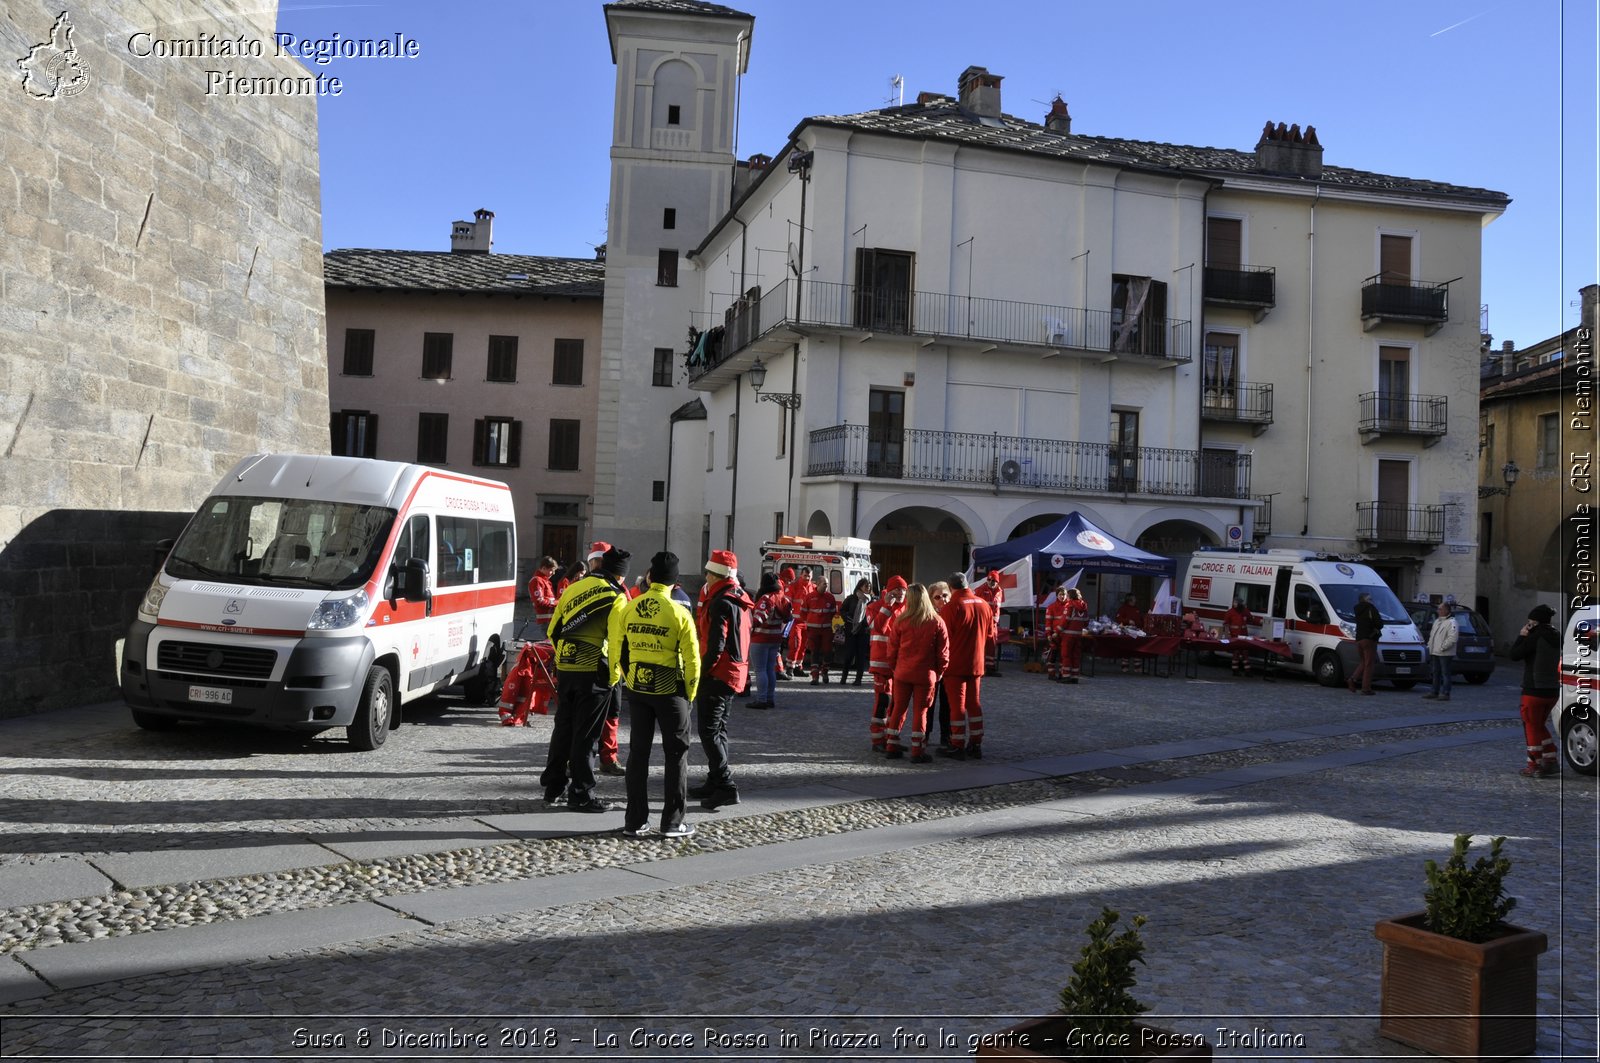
[0,1,326,716]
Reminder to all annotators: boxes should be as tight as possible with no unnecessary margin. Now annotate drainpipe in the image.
[731,377,741,549]
[663,421,674,551]
[1302,185,1321,536]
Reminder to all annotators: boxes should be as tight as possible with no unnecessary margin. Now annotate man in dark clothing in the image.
[689,550,752,811]
[1509,603,1562,777]
[540,547,630,813]
[1347,592,1382,695]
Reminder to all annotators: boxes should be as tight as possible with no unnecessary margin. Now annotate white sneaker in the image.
[660,823,696,839]
[622,824,654,838]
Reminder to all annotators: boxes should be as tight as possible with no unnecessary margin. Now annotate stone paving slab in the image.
[1106,735,1258,761]
[1013,750,1140,776]
[473,809,625,840]
[15,902,407,992]
[0,956,49,1006]
[90,842,344,889]
[386,866,667,925]
[0,859,113,908]
[309,818,522,861]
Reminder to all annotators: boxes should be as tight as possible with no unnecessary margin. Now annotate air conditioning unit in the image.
[996,457,1031,485]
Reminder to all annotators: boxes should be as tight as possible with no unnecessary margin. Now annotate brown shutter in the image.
[472,418,486,465]
[509,419,523,467]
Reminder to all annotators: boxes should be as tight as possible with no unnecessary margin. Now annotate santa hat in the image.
[704,549,738,579]
[987,569,1001,582]
[586,541,612,562]
[886,575,908,592]
[780,566,795,581]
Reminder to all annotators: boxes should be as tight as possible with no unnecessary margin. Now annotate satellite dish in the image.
[788,242,800,276]
[999,459,1022,484]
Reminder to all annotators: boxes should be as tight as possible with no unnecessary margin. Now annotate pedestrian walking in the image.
[836,578,872,684]
[1508,603,1561,777]
[938,572,992,760]
[608,551,702,838]
[1422,602,1457,701]
[1346,591,1382,695]
[540,547,630,813]
[884,583,949,764]
[690,550,752,811]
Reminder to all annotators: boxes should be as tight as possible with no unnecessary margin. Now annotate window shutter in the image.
[853,247,876,326]
[365,414,379,457]
[472,418,486,466]
[329,413,341,454]
[509,419,523,467]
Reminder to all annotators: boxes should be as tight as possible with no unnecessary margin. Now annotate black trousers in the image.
[837,630,869,677]
[624,687,692,832]
[540,670,610,802]
[695,677,737,789]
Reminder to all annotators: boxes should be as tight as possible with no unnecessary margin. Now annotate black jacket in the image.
[1509,622,1561,696]
[1354,600,1383,642]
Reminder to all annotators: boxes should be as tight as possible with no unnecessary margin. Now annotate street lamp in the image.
[748,357,801,409]
[1478,460,1520,498]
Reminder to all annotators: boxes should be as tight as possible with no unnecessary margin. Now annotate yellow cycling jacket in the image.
[548,573,626,673]
[607,582,701,701]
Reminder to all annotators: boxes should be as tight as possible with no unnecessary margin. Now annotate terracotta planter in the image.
[1375,911,1548,1061]
[974,1016,1211,1060]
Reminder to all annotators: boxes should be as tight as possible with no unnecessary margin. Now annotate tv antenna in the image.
[886,74,904,107]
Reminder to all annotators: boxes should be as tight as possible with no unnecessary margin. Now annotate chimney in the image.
[1253,121,1323,178]
[731,153,773,203]
[450,208,494,254]
[1044,95,1071,134]
[1581,283,1599,339]
[1501,339,1516,376]
[958,65,1003,119]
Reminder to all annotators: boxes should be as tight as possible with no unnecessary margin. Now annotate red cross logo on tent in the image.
[995,569,1021,594]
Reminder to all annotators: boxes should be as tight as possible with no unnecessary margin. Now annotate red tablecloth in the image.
[1085,633,1147,659]
[1231,636,1294,659]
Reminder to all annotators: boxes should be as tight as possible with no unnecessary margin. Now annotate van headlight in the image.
[308,590,368,630]
[139,577,169,621]
[1338,621,1356,639]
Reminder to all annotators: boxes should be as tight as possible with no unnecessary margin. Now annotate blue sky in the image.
[279,0,1596,351]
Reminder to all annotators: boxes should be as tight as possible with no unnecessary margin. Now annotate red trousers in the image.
[785,623,805,668]
[886,680,935,754]
[1519,694,1558,766]
[869,672,893,748]
[806,627,833,676]
[1056,634,1083,678]
[941,674,982,748]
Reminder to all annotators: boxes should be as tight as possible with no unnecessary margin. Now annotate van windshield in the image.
[1322,584,1410,623]
[165,495,396,591]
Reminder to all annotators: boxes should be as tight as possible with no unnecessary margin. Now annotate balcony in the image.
[1201,382,1273,435]
[1252,495,1274,538]
[687,277,1192,389]
[1356,502,1446,547]
[805,424,1251,500]
[1358,393,1447,446]
[1360,276,1451,334]
[1204,264,1276,318]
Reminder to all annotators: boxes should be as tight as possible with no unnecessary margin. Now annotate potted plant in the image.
[977,907,1210,1060]
[1375,834,1548,1061]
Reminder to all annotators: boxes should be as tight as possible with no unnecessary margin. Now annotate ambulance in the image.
[1181,549,1427,688]
[120,454,517,749]
[757,535,878,597]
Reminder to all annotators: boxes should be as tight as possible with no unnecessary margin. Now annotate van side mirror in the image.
[390,557,432,611]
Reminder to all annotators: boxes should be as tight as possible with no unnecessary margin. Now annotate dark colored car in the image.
[1409,604,1495,684]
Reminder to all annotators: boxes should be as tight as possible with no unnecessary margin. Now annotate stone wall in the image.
[0,0,326,716]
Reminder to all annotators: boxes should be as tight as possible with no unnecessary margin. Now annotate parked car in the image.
[1409,603,1496,684]
[1558,604,1598,776]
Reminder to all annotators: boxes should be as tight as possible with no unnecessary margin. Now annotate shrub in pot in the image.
[977,907,1210,1060]
[1375,834,1548,1061]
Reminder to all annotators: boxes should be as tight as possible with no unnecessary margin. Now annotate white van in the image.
[1558,604,1598,775]
[120,454,516,749]
[1182,549,1427,688]
[758,535,878,598]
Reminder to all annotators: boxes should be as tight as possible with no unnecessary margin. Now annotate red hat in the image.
[586,541,612,562]
[886,575,908,592]
[704,549,738,578]
[780,566,795,580]
[987,569,1001,581]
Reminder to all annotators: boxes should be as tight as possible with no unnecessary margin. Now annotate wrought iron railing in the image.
[1204,264,1276,307]
[1252,495,1273,537]
[1360,276,1449,322]
[1201,381,1274,424]
[805,424,1251,499]
[692,278,1192,380]
[1356,502,1446,544]
[1357,392,1447,435]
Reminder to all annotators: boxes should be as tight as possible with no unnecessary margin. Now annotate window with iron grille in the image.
[473,417,521,467]
[552,338,584,386]
[342,329,374,376]
[486,335,518,382]
[422,332,453,379]
[652,347,674,387]
[548,419,580,471]
[331,410,378,458]
[417,412,448,464]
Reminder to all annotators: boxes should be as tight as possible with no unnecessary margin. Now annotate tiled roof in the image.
[324,250,604,297]
[804,96,1510,206]
[603,0,752,19]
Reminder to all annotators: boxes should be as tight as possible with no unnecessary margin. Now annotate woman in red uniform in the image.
[885,584,949,764]
[865,576,907,751]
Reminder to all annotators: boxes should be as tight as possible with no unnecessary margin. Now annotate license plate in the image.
[1394,667,1412,675]
[188,685,233,705]
[1461,647,1486,654]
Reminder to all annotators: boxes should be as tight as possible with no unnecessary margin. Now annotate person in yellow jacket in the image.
[539,547,630,814]
[608,551,702,839]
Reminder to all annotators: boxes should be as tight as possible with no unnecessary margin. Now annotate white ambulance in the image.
[1181,549,1427,688]
[120,454,516,749]
[757,535,878,597]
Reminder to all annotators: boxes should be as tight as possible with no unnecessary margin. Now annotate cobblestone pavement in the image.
[0,658,1595,1061]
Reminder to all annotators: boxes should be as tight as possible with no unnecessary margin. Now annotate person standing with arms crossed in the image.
[609,552,702,838]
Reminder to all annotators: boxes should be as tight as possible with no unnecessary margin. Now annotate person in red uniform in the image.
[1045,586,1088,683]
[775,566,799,679]
[1223,598,1255,676]
[1114,593,1143,673]
[866,576,908,751]
[746,572,791,708]
[526,556,559,641]
[974,570,1004,677]
[784,567,814,678]
[803,575,839,684]
[938,573,992,759]
[885,584,949,763]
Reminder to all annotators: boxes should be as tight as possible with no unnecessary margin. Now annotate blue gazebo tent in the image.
[971,512,1173,578]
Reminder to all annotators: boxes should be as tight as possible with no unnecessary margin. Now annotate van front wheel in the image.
[348,666,393,751]
[1313,650,1344,688]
